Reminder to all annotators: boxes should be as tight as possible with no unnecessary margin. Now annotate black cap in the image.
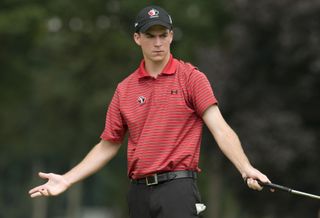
[134,6,173,33]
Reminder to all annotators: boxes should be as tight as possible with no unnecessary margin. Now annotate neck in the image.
[144,53,171,78]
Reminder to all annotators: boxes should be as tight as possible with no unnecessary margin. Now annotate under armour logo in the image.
[138,96,146,105]
[171,90,178,95]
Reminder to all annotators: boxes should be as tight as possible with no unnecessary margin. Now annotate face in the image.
[134,25,173,63]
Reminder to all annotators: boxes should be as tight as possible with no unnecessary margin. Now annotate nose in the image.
[154,36,162,47]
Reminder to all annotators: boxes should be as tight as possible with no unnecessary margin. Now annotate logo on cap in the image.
[148,9,159,18]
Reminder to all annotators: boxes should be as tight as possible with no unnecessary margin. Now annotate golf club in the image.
[258,181,320,200]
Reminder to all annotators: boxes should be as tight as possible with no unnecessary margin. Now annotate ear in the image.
[169,30,174,44]
[133,32,141,46]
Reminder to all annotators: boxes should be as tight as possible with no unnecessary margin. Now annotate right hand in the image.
[29,172,70,198]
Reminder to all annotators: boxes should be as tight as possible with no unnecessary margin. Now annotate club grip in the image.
[258,181,292,192]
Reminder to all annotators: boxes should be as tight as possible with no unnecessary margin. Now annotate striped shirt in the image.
[100,55,217,179]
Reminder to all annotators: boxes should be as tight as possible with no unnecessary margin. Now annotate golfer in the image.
[29,5,271,218]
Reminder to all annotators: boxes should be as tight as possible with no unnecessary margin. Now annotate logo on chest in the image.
[137,96,146,105]
[171,90,178,95]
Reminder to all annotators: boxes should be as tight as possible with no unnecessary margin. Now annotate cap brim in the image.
[139,20,172,33]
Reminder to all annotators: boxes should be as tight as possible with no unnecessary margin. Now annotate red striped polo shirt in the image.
[100,55,217,179]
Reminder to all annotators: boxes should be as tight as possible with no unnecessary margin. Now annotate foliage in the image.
[199,0,320,217]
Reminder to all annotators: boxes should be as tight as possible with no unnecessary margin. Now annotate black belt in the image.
[131,170,197,186]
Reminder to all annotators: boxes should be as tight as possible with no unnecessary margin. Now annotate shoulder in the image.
[175,59,207,81]
[176,59,197,73]
[117,68,139,91]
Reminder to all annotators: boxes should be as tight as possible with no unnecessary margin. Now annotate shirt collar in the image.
[138,54,177,79]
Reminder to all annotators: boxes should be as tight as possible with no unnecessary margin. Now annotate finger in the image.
[257,174,270,184]
[47,188,53,196]
[252,179,263,191]
[39,188,49,196]
[30,191,42,198]
[30,187,51,198]
[256,175,275,192]
[38,172,50,179]
[29,186,44,195]
[257,180,275,192]
[247,178,263,191]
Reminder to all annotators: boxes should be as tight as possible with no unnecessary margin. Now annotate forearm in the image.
[63,140,121,186]
[213,127,252,177]
[203,105,270,189]
[203,105,252,177]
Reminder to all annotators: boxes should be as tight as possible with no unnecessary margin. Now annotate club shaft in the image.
[291,190,320,200]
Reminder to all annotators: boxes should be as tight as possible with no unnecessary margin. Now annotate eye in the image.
[145,33,154,38]
[160,33,168,38]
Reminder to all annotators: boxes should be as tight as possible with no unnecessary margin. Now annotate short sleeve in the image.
[100,87,127,143]
[187,69,218,117]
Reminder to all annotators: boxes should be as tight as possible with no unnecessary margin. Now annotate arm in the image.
[202,105,270,190]
[29,140,121,198]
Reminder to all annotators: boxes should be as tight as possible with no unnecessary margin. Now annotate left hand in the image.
[242,166,271,191]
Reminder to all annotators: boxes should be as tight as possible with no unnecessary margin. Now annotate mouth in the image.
[152,51,164,55]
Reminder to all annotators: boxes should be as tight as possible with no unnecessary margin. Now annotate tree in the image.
[198,0,320,217]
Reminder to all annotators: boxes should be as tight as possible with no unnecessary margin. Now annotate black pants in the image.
[127,178,203,218]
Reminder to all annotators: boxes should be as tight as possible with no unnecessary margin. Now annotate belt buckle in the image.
[146,174,158,186]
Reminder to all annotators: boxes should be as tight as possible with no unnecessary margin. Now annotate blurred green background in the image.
[0,0,319,217]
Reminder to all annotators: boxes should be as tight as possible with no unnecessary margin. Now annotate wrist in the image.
[62,174,74,188]
[240,163,253,179]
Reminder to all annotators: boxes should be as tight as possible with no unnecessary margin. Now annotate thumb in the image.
[257,173,271,184]
[38,172,50,179]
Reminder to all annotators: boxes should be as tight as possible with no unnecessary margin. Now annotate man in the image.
[29,5,270,218]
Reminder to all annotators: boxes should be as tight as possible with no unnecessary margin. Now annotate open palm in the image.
[29,172,70,198]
